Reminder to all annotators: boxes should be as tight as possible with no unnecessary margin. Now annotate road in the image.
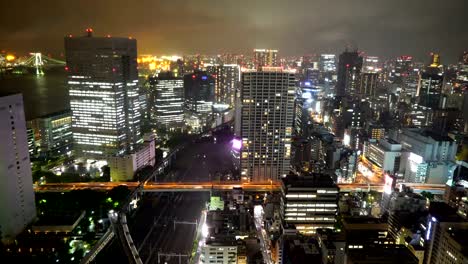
[34,181,446,193]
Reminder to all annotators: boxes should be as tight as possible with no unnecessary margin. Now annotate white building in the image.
[0,94,37,244]
[363,138,402,175]
[65,30,142,157]
[240,68,296,181]
[391,129,457,183]
[108,134,155,181]
[200,238,238,264]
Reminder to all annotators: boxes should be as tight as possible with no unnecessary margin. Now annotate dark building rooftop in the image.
[347,244,419,264]
[282,173,337,188]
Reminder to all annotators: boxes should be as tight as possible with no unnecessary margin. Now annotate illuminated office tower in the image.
[393,55,413,84]
[65,29,141,157]
[336,50,363,96]
[319,54,337,73]
[149,72,184,128]
[362,56,380,73]
[206,64,240,106]
[240,68,296,182]
[0,94,36,244]
[417,55,444,109]
[253,49,278,69]
[183,71,215,114]
[358,72,379,98]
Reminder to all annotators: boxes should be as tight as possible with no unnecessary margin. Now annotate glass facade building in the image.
[65,32,141,157]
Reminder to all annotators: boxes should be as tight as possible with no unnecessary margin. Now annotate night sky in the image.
[1,0,467,62]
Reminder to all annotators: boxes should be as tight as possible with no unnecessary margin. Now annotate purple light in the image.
[202,76,208,80]
[232,139,242,151]
[304,81,311,86]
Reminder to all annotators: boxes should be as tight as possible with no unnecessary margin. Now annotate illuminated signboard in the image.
[383,174,394,194]
[232,138,242,151]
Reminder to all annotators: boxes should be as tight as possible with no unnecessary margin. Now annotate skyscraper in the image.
[362,56,380,73]
[206,64,240,107]
[336,50,363,97]
[253,49,278,69]
[65,29,141,157]
[183,71,215,115]
[417,55,444,109]
[0,93,36,244]
[358,72,379,98]
[240,68,296,181]
[149,72,184,128]
[319,54,337,73]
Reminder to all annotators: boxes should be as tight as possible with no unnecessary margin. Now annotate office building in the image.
[107,133,155,181]
[319,54,337,73]
[362,138,402,177]
[393,55,413,85]
[417,72,444,109]
[28,110,73,157]
[424,202,467,264]
[336,50,363,96]
[392,128,457,183]
[240,68,295,181]
[183,71,215,115]
[362,56,380,73]
[358,72,379,98]
[281,174,339,234]
[200,236,238,264]
[206,64,240,106]
[253,49,278,69]
[65,29,142,157]
[149,72,184,128]
[0,94,37,244]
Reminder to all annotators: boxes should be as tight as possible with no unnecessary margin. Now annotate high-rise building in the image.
[417,72,444,109]
[393,56,413,84]
[336,50,363,96]
[65,29,142,157]
[206,64,240,106]
[358,72,379,98]
[28,110,73,157]
[149,72,184,128]
[362,56,380,73]
[253,49,278,69]
[319,54,337,73]
[281,174,339,235]
[424,202,468,264]
[183,71,215,115]
[0,93,37,244]
[240,68,296,181]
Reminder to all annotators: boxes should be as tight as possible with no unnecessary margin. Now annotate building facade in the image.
[253,49,278,69]
[28,110,73,157]
[336,50,363,97]
[65,30,142,157]
[206,64,240,107]
[149,72,184,128]
[281,175,339,235]
[240,68,296,181]
[0,94,37,244]
[107,133,155,181]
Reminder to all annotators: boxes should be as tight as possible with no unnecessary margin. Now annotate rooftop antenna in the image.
[85,28,93,37]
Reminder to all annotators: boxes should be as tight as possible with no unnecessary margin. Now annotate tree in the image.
[108,185,131,204]
[420,191,434,201]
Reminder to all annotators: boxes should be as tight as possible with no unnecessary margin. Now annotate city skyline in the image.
[1,0,467,62]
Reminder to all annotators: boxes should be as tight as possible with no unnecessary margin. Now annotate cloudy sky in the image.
[1,0,467,62]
